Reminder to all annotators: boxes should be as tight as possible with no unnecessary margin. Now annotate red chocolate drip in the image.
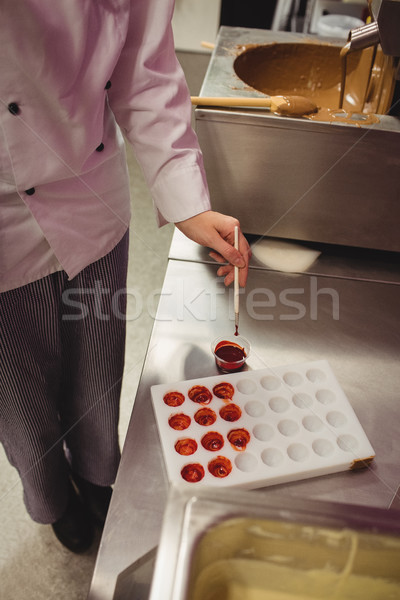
[181,463,205,483]
[212,382,235,400]
[234,324,239,336]
[201,431,224,451]
[194,407,217,426]
[168,413,191,430]
[227,428,250,451]
[208,456,232,478]
[175,438,198,456]
[163,391,185,407]
[219,403,242,422]
[188,385,212,404]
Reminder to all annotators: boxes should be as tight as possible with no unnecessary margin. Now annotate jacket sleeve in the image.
[107,0,211,225]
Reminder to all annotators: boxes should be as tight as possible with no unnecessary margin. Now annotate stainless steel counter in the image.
[88,232,400,600]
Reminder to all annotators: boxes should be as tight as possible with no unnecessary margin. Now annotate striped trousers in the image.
[0,232,129,523]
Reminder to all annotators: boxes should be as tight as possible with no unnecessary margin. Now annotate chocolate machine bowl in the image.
[194,27,400,252]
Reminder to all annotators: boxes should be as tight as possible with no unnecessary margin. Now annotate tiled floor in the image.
[0,50,210,600]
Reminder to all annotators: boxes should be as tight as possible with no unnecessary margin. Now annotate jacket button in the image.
[25,187,35,195]
[96,143,105,152]
[8,102,20,115]
[105,80,112,90]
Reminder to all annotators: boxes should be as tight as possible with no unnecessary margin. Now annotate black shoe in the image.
[72,473,113,526]
[52,484,94,553]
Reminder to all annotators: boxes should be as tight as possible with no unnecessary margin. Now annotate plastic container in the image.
[211,335,250,372]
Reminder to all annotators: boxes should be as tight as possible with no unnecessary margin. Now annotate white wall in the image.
[172,0,221,51]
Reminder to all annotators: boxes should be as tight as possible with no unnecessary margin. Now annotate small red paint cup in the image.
[211,335,250,373]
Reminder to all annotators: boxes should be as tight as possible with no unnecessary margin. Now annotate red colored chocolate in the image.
[227,428,250,451]
[208,456,232,478]
[168,413,191,430]
[175,438,198,456]
[194,407,217,426]
[181,463,205,483]
[188,385,212,404]
[201,431,224,451]
[213,382,235,400]
[219,403,242,422]
[163,391,185,407]
[214,340,246,371]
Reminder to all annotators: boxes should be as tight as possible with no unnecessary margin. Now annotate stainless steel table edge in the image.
[169,229,400,285]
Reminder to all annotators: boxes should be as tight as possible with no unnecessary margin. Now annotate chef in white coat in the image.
[0,0,250,552]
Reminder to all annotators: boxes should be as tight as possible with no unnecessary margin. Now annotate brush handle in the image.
[234,226,239,325]
[200,41,215,50]
[191,96,272,108]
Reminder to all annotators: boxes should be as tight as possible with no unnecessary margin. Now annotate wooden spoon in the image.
[191,95,318,117]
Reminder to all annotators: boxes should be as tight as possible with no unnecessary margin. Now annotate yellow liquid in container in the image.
[191,558,400,600]
[188,519,400,600]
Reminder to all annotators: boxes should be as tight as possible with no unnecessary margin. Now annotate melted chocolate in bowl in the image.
[212,336,250,373]
[234,42,395,116]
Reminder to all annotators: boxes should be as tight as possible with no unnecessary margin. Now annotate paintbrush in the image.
[234,225,239,336]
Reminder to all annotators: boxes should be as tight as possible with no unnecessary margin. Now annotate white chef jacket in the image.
[0,0,211,292]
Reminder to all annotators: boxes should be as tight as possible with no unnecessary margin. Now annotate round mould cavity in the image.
[287,443,309,462]
[175,438,198,456]
[208,455,232,478]
[236,378,257,395]
[316,389,336,405]
[168,413,191,430]
[213,381,235,399]
[326,411,347,428]
[181,463,205,483]
[261,447,284,467]
[253,423,274,442]
[302,414,324,432]
[227,428,251,451]
[201,431,224,452]
[194,407,217,426]
[219,403,242,422]
[269,396,290,413]
[292,392,313,409]
[260,375,281,391]
[278,419,299,437]
[312,438,335,457]
[235,452,258,472]
[188,385,212,404]
[283,371,303,386]
[163,391,185,407]
[306,368,327,383]
[245,400,266,418]
[337,434,359,452]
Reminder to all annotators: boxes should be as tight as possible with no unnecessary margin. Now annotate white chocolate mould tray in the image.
[150,360,375,489]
